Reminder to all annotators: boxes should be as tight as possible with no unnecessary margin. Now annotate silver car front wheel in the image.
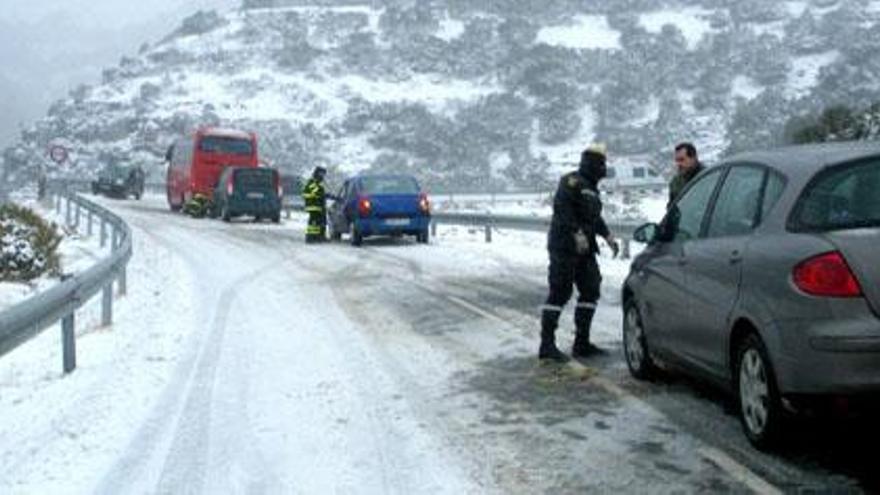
[623,300,655,380]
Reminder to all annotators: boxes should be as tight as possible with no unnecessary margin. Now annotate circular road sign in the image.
[49,145,69,165]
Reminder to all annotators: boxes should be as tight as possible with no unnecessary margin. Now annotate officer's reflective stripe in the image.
[577,302,597,310]
[540,304,563,313]
[304,206,323,212]
[581,189,599,197]
[306,226,322,233]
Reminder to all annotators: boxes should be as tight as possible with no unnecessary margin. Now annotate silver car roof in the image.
[717,142,880,233]
[727,142,880,178]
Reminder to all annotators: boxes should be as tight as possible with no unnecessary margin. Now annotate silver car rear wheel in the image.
[736,334,783,450]
[739,349,769,436]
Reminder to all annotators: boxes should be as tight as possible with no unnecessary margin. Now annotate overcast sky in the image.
[0,0,236,148]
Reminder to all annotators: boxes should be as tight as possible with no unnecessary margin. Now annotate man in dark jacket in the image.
[668,142,704,206]
[302,166,328,243]
[540,145,620,363]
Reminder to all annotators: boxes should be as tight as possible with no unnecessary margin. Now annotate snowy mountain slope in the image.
[2,0,879,193]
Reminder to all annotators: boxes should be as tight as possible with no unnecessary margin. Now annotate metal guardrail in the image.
[429,212,642,259]
[0,190,132,373]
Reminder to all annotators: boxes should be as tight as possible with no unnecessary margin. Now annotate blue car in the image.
[329,174,431,246]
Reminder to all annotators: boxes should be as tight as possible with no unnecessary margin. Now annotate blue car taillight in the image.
[358,196,372,217]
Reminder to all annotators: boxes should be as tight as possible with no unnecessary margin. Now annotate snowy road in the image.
[3,195,879,494]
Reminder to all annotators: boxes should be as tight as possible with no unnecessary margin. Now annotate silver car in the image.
[623,142,879,449]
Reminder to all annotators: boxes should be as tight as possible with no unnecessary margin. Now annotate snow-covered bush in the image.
[0,204,61,282]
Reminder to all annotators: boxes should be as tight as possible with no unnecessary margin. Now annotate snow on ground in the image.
[751,20,787,39]
[433,189,668,225]
[732,75,764,100]
[0,196,834,492]
[0,198,109,312]
[535,15,621,50]
[532,103,597,167]
[238,4,382,35]
[436,15,465,41]
[785,1,810,17]
[149,66,497,125]
[629,95,661,127]
[787,50,841,98]
[0,200,196,494]
[336,73,500,112]
[638,8,714,50]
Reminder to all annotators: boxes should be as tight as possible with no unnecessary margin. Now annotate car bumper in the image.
[774,314,880,395]
[357,216,430,236]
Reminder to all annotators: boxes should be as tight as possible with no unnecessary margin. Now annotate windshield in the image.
[360,176,419,195]
[234,168,274,188]
[101,166,129,179]
[794,159,880,231]
[199,136,254,156]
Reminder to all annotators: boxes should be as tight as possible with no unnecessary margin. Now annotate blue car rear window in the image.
[360,176,419,194]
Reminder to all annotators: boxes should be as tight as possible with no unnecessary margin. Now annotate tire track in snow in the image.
[94,212,287,494]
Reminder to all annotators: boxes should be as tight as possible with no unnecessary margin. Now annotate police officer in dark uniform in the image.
[302,166,328,243]
[540,145,619,363]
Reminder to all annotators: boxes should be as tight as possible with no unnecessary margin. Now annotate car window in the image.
[793,158,880,231]
[199,136,254,156]
[707,166,766,238]
[669,169,723,242]
[360,176,419,194]
[761,171,786,222]
[235,169,273,188]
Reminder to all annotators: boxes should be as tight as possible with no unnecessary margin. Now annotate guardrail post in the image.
[61,313,76,373]
[485,223,492,243]
[622,239,631,260]
[65,197,72,226]
[55,194,62,214]
[75,203,81,230]
[100,220,107,248]
[111,227,127,296]
[87,211,93,237]
[430,219,437,238]
[286,207,291,220]
[119,266,127,296]
[102,283,113,326]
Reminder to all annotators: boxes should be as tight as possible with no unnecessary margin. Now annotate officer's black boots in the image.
[572,306,605,357]
[539,311,570,363]
[539,335,570,363]
[572,333,605,357]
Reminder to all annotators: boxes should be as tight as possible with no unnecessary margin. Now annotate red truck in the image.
[166,127,259,211]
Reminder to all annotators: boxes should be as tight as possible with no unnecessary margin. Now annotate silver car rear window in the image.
[793,159,880,232]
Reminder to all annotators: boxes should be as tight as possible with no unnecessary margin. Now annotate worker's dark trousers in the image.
[306,210,326,243]
[541,251,601,342]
